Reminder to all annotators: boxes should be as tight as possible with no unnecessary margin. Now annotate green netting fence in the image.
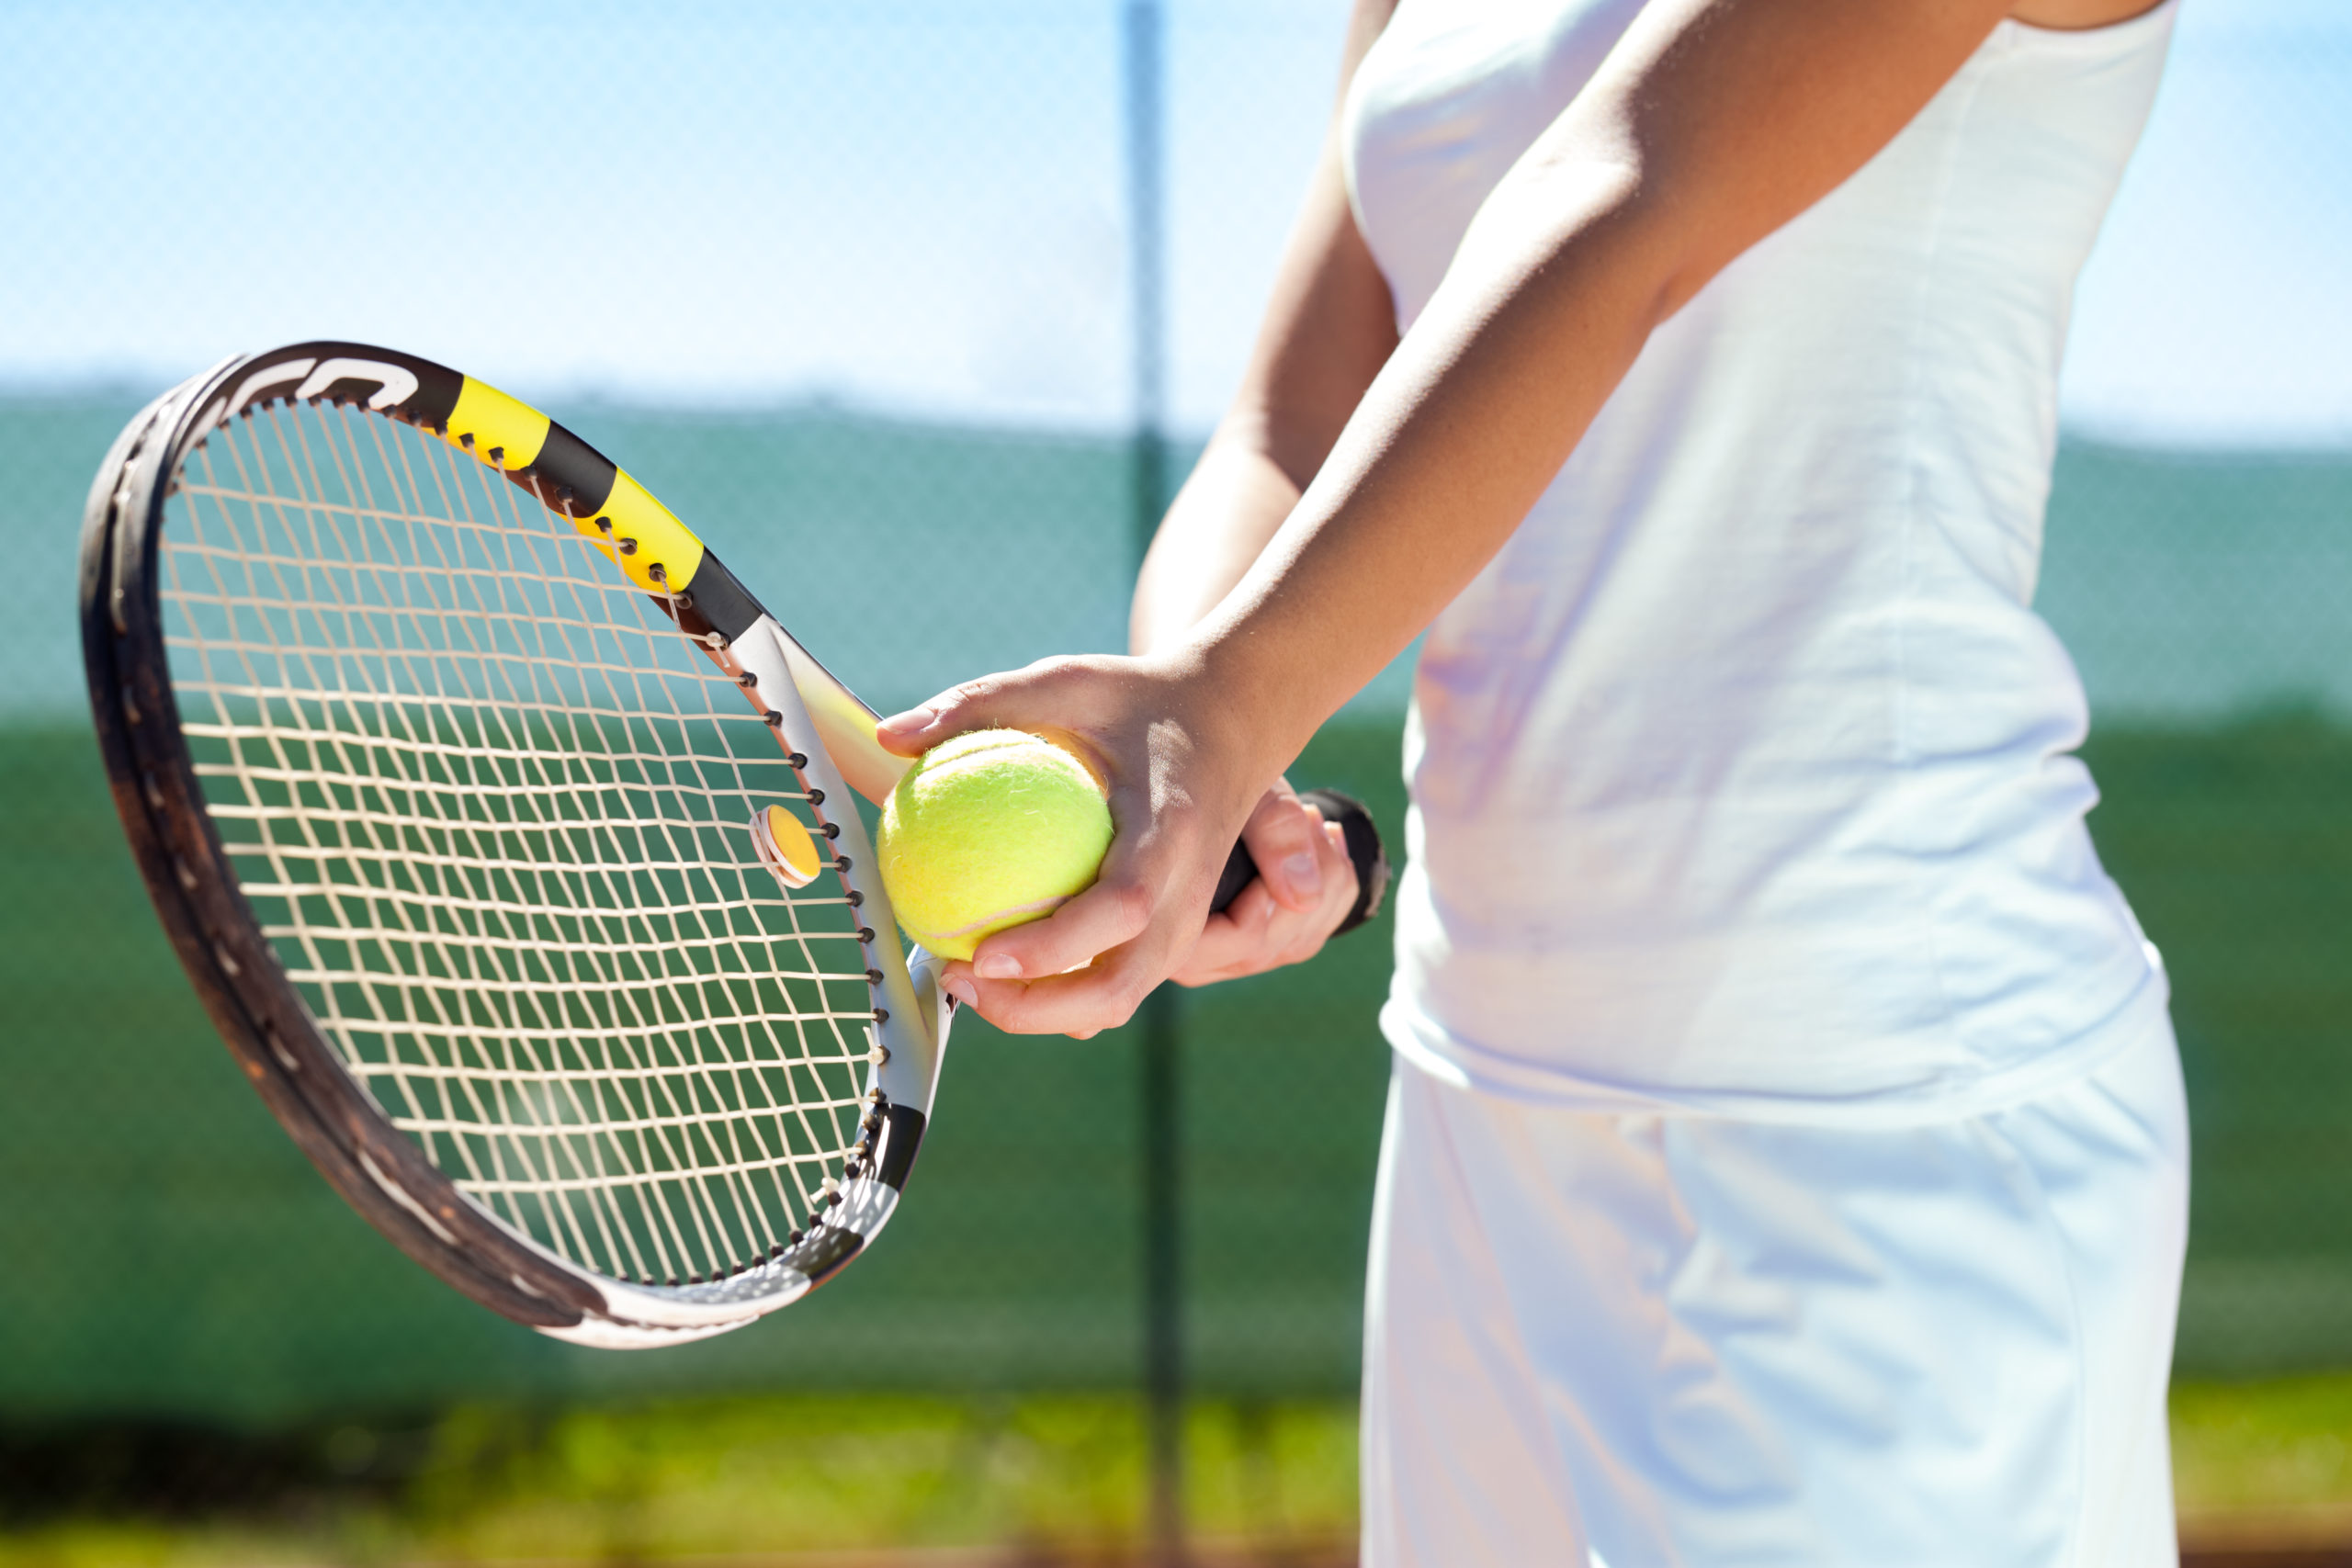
[1,1,2347,1437]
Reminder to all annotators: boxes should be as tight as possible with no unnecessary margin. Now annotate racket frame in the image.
[80,344,952,1347]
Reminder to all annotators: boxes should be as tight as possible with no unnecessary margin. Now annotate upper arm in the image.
[1486,0,2021,321]
[1219,0,1402,492]
[1240,0,2027,491]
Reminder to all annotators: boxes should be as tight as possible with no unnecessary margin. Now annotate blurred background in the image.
[2,1,2347,1562]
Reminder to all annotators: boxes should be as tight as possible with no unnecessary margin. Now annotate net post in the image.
[1124,1,1184,1563]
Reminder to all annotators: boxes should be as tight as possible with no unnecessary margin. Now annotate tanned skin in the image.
[877,0,2171,1036]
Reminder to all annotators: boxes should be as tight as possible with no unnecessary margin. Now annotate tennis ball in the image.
[876,728,1114,962]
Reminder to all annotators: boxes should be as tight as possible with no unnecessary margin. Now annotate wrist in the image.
[1138,640,1306,807]
[1172,612,1336,783]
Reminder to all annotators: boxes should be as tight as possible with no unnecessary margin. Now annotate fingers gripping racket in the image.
[80,343,1389,1349]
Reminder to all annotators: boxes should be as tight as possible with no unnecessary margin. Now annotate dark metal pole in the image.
[1138,993,1183,1568]
[1122,3,1183,1565]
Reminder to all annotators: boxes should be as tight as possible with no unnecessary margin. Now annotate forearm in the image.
[1130,10,1400,659]
[1125,172,1396,660]
[1129,427,1302,658]
[1174,0,2015,782]
[1182,165,1672,772]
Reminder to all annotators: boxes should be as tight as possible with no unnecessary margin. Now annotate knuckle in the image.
[1023,652,1114,694]
[945,677,1001,709]
[1101,966,1154,1024]
[1249,814,1302,853]
[1103,879,1155,936]
[1012,657,1072,690]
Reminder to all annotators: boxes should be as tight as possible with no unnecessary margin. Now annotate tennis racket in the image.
[78,343,1391,1348]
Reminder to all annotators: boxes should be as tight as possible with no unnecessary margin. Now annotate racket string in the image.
[195,410,684,1278]
[206,408,682,1277]
[320,404,820,1272]
[161,397,876,1286]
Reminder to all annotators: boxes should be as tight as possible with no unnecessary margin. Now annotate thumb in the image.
[874,658,1112,764]
[874,694,956,757]
[875,675,1022,757]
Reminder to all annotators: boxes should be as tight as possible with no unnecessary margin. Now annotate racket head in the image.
[80,344,950,1347]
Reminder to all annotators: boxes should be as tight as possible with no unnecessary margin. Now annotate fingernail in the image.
[1284,852,1322,897]
[975,953,1023,980]
[877,704,935,736]
[943,976,978,1007]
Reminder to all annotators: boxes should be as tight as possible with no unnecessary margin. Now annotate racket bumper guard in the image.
[537,1316,765,1350]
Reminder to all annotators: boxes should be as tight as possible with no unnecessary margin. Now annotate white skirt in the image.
[1360,1021,2189,1567]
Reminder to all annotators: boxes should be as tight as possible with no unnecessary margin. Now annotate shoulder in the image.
[2005,0,2168,29]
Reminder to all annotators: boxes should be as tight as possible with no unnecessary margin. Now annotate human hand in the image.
[1170,782,1360,987]
[875,652,1280,1037]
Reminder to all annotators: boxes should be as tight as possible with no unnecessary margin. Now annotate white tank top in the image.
[1352,0,2179,1123]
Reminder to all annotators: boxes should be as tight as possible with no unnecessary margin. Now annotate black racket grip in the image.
[1206,788,1392,938]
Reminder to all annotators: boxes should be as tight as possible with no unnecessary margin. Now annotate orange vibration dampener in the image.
[750,803,826,892]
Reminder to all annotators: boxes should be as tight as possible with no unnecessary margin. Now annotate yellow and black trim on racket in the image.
[187,341,769,646]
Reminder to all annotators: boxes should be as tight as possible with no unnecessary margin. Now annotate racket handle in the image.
[1205,788,1391,938]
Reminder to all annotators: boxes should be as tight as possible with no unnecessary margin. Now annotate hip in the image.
[1362,1022,2190,1564]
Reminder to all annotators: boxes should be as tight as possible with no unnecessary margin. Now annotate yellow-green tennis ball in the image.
[876,728,1114,963]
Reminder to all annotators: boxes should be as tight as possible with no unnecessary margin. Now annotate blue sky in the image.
[2063,0,2352,444]
[1,0,2345,444]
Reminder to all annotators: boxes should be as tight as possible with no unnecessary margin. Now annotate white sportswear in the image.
[1350,0,2180,1122]
[1361,1023,2190,1566]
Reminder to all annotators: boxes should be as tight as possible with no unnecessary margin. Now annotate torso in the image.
[1351,0,2182,1122]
